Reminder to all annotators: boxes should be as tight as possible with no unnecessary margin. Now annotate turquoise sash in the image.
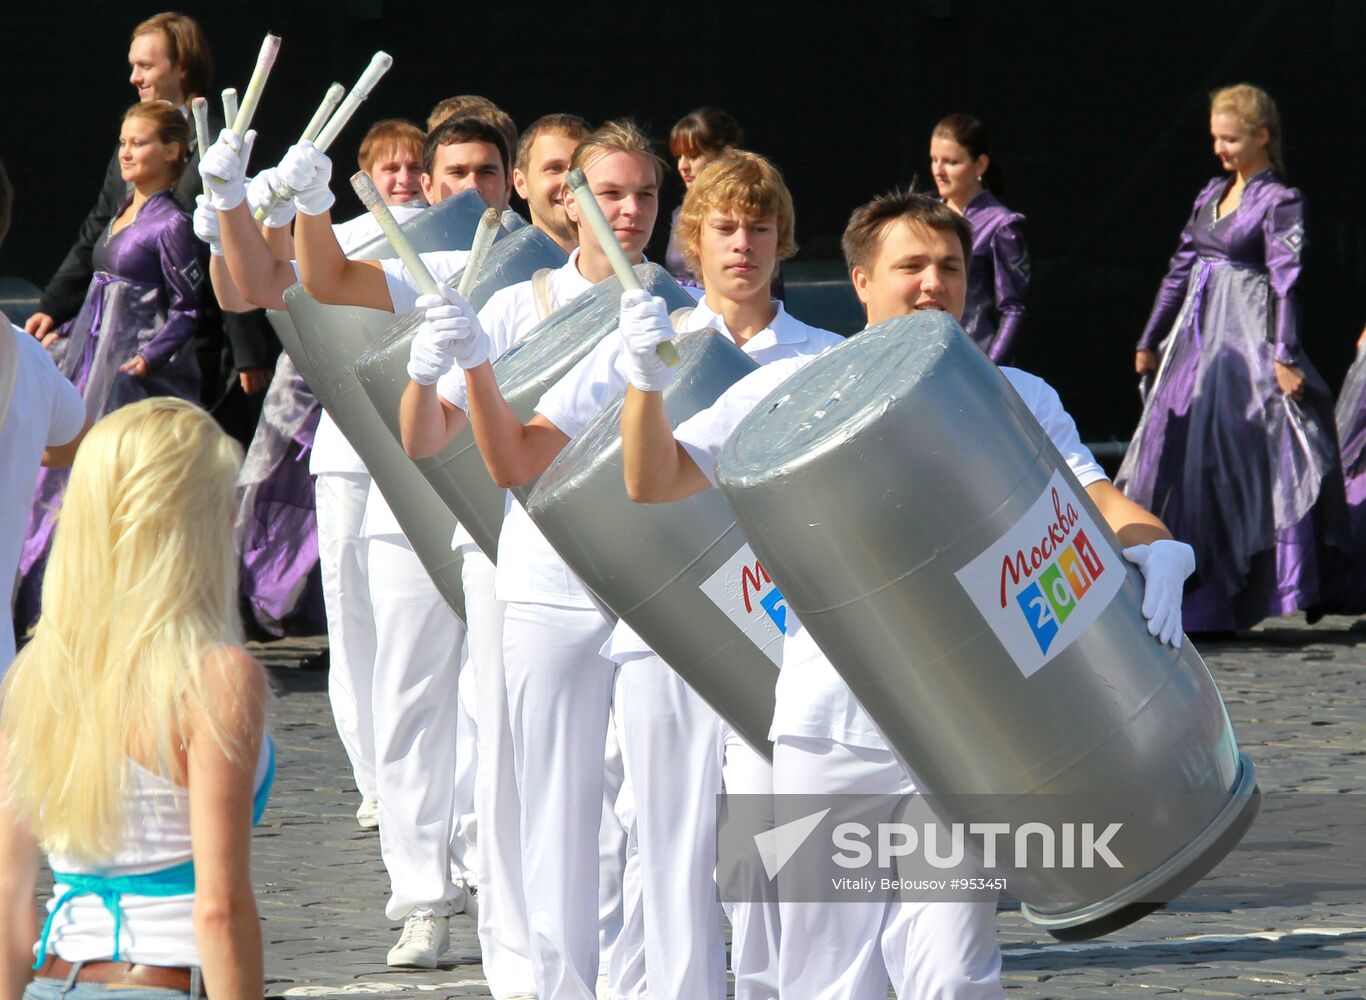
[34,738,275,969]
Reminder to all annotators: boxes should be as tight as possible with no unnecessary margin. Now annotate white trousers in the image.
[464,552,537,998]
[772,736,1004,1000]
[502,599,617,1000]
[614,652,780,1000]
[449,664,479,885]
[368,535,468,920]
[600,709,646,1000]
[314,472,377,798]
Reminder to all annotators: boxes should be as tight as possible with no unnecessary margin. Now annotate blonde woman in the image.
[1116,83,1344,634]
[0,398,270,1000]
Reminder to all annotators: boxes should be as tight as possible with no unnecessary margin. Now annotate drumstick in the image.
[190,97,211,157]
[313,52,393,152]
[252,82,348,223]
[350,170,439,298]
[457,208,502,299]
[230,34,281,137]
[221,88,239,130]
[565,168,680,366]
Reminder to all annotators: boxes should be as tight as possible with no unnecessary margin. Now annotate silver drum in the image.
[715,310,1260,938]
[527,331,784,756]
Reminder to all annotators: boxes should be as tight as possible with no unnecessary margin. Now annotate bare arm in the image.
[41,418,92,467]
[0,741,41,999]
[261,222,294,262]
[187,646,267,1000]
[208,254,255,314]
[218,203,296,312]
[463,362,569,487]
[620,384,711,503]
[1086,480,1171,547]
[400,380,469,458]
[294,211,393,310]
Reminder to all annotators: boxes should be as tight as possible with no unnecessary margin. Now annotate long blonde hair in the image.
[1,398,244,862]
[1210,83,1285,177]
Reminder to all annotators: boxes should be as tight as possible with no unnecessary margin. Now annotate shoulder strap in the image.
[531,269,555,322]
[668,306,695,333]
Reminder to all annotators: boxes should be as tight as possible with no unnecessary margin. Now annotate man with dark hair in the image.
[513,114,592,252]
[0,161,87,677]
[618,188,1194,999]
[24,12,275,440]
[421,116,512,211]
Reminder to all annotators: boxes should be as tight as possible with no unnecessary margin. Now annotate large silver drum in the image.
[416,262,695,559]
[278,192,496,620]
[715,310,1260,938]
[354,227,569,558]
[527,331,785,756]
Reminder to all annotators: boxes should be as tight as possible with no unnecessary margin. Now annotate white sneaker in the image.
[356,795,380,830]
[386,912,449,968]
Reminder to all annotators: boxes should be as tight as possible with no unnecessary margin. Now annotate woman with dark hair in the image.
[665,108,744,285]
[17,101,202,630]
[1117,83,1344,633]
[930,113,1029,362]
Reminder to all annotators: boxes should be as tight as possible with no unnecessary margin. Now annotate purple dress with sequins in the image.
[1116,171,1345,631]
[961,190,1029,362]
[16,190,202,628]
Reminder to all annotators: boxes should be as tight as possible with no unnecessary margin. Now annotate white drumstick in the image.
[457,208,502,299]
[314,52,393,153]
[191,97,211,157]
[221,88,239,130]
[252,82,348,222]
[566,167,680,366]
[230,34,281,137]
[350,170,439,298]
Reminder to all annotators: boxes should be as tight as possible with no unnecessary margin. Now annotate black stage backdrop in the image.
[1,0,1362,442]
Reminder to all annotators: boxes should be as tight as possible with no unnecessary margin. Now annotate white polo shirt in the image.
[435,249,594,559]
[308,202,428,477]
[548,298,845,660]
[2,324,85,673]
[673,360,1108,751]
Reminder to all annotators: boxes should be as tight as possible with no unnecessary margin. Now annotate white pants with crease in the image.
[368,535,468,921]
[772,735,1004,1000]
[502,599,617,1000]
[314,471,377,798]
[463,552,537,997]
[614,652,780,999]
[600,708,646,999]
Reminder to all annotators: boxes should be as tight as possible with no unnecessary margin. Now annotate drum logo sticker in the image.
[953,471,1123,677]
[699,543,787,667]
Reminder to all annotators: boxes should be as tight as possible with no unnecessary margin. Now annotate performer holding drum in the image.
[617,188,1196,999]
[1118,84,1343,634]
[929,114,1029,362]
[512,115,594,254]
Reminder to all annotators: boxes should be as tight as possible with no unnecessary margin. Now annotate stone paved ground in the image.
[40,616,1365,997]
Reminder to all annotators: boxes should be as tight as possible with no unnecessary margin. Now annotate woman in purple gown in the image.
[665,108,743,286]
[1117,84,1344,633]
[930,113,1029,362]
[17,102,201,629]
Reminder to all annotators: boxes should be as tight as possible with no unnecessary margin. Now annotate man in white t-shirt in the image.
[0,166,89,675]
[617,189,1198,1000]
[199,116,510,969]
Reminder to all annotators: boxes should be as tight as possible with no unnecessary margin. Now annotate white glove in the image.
[1122,539,1196,648]
[198,128,256,212]
[247,168,297,229]
[277,140,335,216]
[407,292,488,384]
[192,194,222,255]
[618,289,675,392]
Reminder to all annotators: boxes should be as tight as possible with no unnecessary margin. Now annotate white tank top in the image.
[40,740,273,968]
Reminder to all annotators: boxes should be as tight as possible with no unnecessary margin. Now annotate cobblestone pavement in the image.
[41,615,1364,997]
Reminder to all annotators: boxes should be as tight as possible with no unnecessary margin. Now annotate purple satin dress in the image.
[1313,346,1366,614]
[961,190,1029,362]
[236,352,325,636]
[17,189,202,629]
[664,204,701,289]
[1116,171,1345,631]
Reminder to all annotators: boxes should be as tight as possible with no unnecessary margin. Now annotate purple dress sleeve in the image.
[1136,182,1218,351]
[139,212,203,370]
[988,219,1029,362]
[1262,186,1306,366]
